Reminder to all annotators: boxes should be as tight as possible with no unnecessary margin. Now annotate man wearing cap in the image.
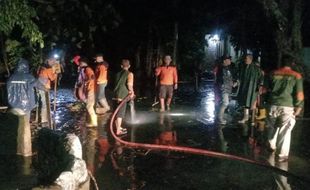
[37,56,57,127]
[155,55,178,112]
[215,55,238,124]
[95,54,110,113]
[238,54,264,123]
[113,59,134,135]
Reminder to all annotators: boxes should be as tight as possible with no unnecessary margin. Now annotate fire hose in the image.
[110,95,310,183]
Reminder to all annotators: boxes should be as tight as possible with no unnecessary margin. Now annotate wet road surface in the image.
[1,82,310,189]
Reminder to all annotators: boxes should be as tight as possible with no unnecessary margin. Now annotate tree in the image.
[0,0,43,75]
[255,0,303,67]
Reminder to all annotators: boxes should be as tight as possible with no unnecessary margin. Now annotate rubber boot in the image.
[251,109,256,126]
[238,108,249,124]
[87,114,98,127]
[217,105,227,124]
[256,108,266,120]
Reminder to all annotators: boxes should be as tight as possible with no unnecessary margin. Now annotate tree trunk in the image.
[146,24,153,78]
[0,33,10,76]
[290,0,303,61]
[258,0,303,67]
[172,22,178,67]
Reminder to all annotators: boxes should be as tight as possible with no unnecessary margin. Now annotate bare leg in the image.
[160,98,165,112]
[115,117,123,135]
[166,97,172,111]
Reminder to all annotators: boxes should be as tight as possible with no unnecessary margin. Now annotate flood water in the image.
[1,82,310,189]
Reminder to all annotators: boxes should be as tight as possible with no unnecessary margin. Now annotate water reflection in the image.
[267,153,292,190]
[84,128,98,174]
[197,85,215,124]
[155,113,177,146]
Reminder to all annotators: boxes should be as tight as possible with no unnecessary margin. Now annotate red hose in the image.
[110,95,309,181]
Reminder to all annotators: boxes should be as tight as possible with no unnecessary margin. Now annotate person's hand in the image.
[174,83,178,90]
[52,63,62,74]
[233,82,238,87]
[129,90,135,99]
[294,107,302,116]
[258,86,263,95]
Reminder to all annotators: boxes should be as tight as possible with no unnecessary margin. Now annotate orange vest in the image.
[96,63,108,84]
[155,66,178,85]
[38,67,56,89]
[84,67,96,94]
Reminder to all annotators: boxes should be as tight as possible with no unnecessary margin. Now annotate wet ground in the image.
[1,82,310,189]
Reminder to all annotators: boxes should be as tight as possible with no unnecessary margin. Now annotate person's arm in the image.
[95,65,100,80]
[85,68,95,91]
[127,72,134,98]
[173,67,178,90]
[48,68,57,82]
[155,67,161,76]
[294,75,304,116]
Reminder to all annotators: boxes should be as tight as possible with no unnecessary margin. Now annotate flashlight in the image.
[53,54,60,59]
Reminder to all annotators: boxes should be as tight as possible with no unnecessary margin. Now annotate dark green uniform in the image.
[269,67,304,108]
[114,70,130,100]
[114,70,132,118]
[238,63,263,108]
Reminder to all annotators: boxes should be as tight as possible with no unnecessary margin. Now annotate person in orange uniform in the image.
[95,54,110,112]
[78,58,97,127]
[155,55,178,112]
[37,56,57,126]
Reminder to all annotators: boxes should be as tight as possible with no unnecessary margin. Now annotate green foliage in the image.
[5,39,26,70]
[0,0,44,47]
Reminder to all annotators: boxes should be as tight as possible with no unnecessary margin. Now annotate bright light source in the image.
[205,34,220,47]
[54,54,60,59]
[213,34,219,41]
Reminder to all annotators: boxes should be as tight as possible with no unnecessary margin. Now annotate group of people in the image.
[73,54,178,136]
[215,54,304,162]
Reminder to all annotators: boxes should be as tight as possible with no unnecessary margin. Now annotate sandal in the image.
[116,127,127,136]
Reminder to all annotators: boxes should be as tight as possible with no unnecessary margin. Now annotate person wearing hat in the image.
[113,59,134,135]
[95,53,110,113]
[37,56,58,127]
[7,58,36,156]
[215,55,238,124]
[238,54,264,124]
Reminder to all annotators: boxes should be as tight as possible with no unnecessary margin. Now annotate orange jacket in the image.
[155,66,178,85]
[38,67,57,89]
[95,63,108,84]
[84,67,96,94]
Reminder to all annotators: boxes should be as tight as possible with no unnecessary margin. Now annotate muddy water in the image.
[1,83,310,189]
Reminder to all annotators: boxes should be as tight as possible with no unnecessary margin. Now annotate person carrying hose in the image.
[113,59,134,136]
[155,55,178,112]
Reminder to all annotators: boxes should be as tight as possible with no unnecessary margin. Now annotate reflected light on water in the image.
[198,87,215,124]
[167,113,186,116]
